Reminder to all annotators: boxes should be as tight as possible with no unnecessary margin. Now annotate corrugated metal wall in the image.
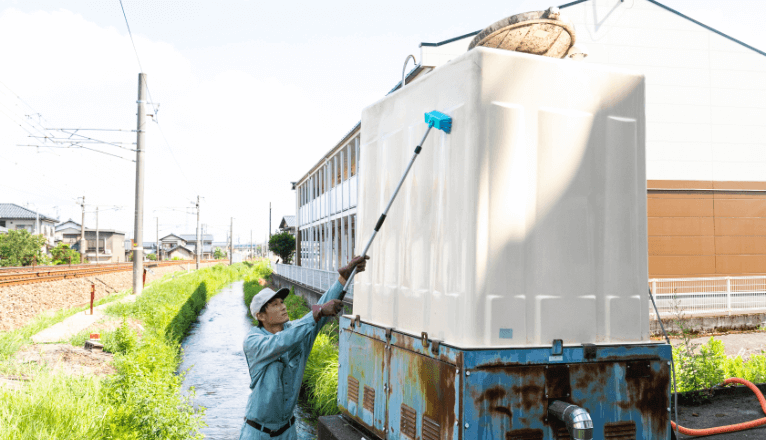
[648,180,766,277]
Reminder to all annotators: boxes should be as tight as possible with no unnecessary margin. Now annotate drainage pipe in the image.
[548,400,593,440]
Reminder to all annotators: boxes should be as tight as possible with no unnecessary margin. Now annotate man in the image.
[239,255,369,439]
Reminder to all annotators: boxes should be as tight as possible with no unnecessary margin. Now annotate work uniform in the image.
[239,280,343,440]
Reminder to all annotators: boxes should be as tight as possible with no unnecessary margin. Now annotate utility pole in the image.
[156,217,159,261]
[132,73,147,295]
[250,229,253,260]
[95,206,99,265]
[229,217,233,266]
[79,196,85,262]
[269,202,272,238]
[195,195,201,270]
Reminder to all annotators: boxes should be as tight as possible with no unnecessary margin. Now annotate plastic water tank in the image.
[354,47,649,347]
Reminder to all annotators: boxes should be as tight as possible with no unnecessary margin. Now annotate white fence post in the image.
[726,277,732,316]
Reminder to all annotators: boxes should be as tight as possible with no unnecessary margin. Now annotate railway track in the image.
[0,260,224,288]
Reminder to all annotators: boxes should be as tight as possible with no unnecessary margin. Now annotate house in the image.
[0,203,58,249]
[279,216,296,236]
[56,219,126,263]
[293,0,766,278]
[158,233,214,260]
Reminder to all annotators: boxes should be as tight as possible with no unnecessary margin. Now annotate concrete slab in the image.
[318,415,373,440]
[672,331,766,359]
[31,295,136,343]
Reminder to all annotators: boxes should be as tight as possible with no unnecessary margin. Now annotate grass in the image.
[0,260,271,440]
[242,280,342,418]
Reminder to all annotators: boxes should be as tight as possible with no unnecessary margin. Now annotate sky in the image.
[0,0,764,246]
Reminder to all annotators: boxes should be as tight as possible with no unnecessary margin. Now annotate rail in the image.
[272,263,352,299]
[649,276,766,317]
[0,259,227,288]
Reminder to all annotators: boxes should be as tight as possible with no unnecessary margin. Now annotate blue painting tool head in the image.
[424,110,452,133]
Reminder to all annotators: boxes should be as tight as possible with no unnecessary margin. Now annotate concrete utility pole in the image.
[79,196,85,262]
[195,195,201,270]
[132,73,147,295]
[269,202,272,238]
[250,229,253,260]
[229,217,233,266]
[156,217,159,261]
[95,206,99,265]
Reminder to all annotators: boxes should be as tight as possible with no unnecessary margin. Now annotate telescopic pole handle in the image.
[338,123,436,301]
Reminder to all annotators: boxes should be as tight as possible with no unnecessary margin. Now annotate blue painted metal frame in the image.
[338,316,672,440]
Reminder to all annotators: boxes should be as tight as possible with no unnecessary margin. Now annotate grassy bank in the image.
[242,281,341,417]
[0,261,270,440]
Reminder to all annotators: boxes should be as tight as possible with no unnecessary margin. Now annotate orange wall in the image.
[648,181,766,278]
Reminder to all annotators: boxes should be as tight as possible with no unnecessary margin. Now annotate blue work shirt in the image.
[239,280,344,440]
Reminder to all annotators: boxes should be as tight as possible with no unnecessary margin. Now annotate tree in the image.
[146,253,157,261]
[268,232,295,264]
[0,229,47,267]
[50,243,81,265]
[213,247,226,259]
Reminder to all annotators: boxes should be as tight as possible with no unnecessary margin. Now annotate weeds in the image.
[0,261,271,439]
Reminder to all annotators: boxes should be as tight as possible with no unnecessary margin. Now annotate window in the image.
[350,138,357,177]
[0,220,5,227]
[343,146,348,181]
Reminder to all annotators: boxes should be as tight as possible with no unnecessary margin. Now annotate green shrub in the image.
[102,320,138,355]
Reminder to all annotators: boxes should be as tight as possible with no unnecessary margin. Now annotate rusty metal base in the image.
[338,315,673,440]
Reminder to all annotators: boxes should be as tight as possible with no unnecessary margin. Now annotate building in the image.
[157,233,214,260]
[0,203,58,248]
[292,0,766,279]
[278,215,296,236]
[56,219,126,263]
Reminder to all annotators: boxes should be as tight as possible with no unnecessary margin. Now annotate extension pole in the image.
[339,115,448,301]
[132,73,147,295]
[196,195,201,270]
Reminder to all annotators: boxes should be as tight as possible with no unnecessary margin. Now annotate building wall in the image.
[649,180,766,277]
[295,132,360,270]
[565,0,766,184]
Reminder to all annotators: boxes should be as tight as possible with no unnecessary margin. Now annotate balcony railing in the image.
[272,263,353,300]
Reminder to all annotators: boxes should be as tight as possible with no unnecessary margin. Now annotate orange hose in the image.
[671,377,766,437]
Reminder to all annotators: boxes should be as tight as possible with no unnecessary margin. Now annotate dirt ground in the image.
[677,389,766,439]
[0,262,220,331]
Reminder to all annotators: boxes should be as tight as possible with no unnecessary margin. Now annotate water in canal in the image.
[179,281,317,439]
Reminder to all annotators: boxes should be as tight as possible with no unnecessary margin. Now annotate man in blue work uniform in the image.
[240,255,369,439]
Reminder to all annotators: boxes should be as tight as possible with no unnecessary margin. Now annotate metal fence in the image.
[649,276,766,317]
[272,263,353,299]
[273,265,766,318]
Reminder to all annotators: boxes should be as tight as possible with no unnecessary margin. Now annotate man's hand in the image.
[312,299,344,322]
[338,255,370,284]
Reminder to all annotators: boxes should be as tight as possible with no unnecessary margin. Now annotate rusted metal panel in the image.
[339,318,670,440]
[387,345,458,440]
[338,324,389,438]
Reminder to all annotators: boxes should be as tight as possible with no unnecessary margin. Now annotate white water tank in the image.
[353,47,649,347]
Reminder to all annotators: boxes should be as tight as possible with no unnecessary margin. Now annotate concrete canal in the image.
[179,281,317,439]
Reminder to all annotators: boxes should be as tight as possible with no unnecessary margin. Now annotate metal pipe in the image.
[548,400,593,440]
[401,54,416,90]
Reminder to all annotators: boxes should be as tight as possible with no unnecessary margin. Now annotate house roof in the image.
[167,244,193,254]
[159,233,186,242]
[280,216,296,228]
[179,234,214,242]
[0,203,58,222]
[56,219,81,231]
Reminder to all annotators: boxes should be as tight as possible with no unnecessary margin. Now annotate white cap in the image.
[250,287,290,318]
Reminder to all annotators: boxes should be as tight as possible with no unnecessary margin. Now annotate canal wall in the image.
[271,273,352,309]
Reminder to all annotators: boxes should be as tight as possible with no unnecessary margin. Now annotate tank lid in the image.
[469,7,576,58]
